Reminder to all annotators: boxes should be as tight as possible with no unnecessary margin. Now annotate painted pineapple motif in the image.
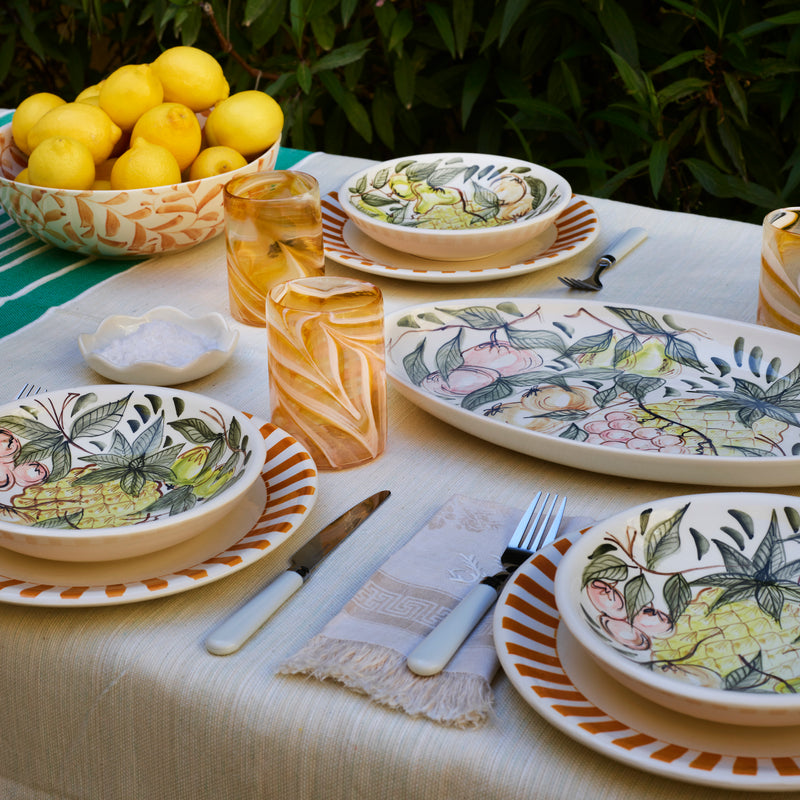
[582,502,800,693]
[392,302,800,460]
[0,390,251,530]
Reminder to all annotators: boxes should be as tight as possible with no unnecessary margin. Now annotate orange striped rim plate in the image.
[494,535,800,791]
[0,422,317,607]
[322,192,599,284]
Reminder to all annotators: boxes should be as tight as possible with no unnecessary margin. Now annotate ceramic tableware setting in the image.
[79,306,239,385]
[323,191,599,283]
[0,385,267,562]
[494,530,800,792]
[337,152,571,262]
[385,297,800,486]
[0,121,280,258]
[0,420,316,607]
[554,492,800,727]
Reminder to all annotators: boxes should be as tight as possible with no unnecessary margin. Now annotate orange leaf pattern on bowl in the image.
[0,124,280,258]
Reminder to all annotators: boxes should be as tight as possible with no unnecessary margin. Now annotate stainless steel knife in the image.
[205,489,391,655]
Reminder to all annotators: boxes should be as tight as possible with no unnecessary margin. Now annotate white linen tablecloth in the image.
[0,150,794,800]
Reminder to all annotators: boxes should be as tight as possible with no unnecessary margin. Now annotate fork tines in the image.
[516,492,566,551]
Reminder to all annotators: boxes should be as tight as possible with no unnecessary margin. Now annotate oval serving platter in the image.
[385,298,800,486]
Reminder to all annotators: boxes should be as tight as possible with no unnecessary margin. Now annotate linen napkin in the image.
[279,493,591,728]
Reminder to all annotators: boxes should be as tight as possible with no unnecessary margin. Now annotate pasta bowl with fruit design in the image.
[338,152,571,261]
[554,492,800,727]
[0,385,266,561]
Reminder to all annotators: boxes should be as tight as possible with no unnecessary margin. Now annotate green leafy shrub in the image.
[2,0,799,222]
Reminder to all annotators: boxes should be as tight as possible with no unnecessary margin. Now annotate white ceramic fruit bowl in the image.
[78,306,239,386]
[0,385,266,561]
[554,492,800,727]
[0,121,280,258]
[337,152,571,261]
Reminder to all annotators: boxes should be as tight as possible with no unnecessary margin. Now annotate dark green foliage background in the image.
[2,0,799,222]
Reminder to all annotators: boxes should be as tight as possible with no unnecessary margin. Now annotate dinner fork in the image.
[407,491,566,676]
[558,227,647,290]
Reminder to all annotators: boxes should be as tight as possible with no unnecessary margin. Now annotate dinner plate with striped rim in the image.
[0,421,317,607]
[322,191,600,283]
[494,535,800,791]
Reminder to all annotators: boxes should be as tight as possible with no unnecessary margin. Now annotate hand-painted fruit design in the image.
[0,390,253,530]
[392,302,800,460]
[13,465,161,528]
[581,502,800,693]
[348,156,561,230]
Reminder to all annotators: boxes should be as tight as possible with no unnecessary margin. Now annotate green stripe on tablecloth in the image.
[0,117,309,337]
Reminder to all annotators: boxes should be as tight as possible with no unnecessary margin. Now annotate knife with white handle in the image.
[205,489,390,655]
[407,494,565,677]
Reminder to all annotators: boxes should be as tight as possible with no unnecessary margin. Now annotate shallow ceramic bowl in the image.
[337,152,571,261]
[0,385,266,561]
[0,121,280,258]
[554,492,800,727]
[78,306,239,386]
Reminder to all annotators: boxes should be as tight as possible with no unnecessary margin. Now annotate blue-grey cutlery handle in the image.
[406,582,499,676]
[603,226,647,263]
[205,570,304,656]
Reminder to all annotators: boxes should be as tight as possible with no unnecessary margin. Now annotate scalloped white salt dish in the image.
[79,306,239,385]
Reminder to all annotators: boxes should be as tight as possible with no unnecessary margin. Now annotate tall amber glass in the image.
[267,277,387,470]
[223,171,325,326]
[759,207,800,334]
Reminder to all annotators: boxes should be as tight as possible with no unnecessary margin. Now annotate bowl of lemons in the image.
[0,46,283,258]
[338,152,571,262]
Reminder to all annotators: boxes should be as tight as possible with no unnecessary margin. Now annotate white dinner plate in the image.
[322,192,599,283]
[0,421,317,606]
[494,536,800,791]
[385,297,800,486]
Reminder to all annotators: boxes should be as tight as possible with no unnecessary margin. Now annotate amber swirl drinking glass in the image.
[267,276,387,470]
[759,207,800,334]
[223,170,325,326]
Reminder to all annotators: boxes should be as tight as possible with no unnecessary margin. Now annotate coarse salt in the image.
[95,320,220,367]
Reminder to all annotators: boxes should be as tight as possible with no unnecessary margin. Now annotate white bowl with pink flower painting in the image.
[0,385,266,561]
[0,121,280,258]
[554,492,800,727]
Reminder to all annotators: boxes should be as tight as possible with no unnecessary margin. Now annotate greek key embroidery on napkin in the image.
[344,570,458,635]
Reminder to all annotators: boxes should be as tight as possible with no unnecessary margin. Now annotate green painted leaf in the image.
[581,552,629,588]
[402,341,429,385]
[435,331,464,383]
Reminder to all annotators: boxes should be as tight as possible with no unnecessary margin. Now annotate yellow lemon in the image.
[131,102,201,171]
[76,82,104,104]
[110,138,181,189]
[92,179,112,190]
[204,90,283,159]
[27,102,122,165]
[188,145,247,180]
[27,137,96,190]
[15,167,30,184]
[151,46,229,112]
[12,93,66,154]
[99,64,164,131]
